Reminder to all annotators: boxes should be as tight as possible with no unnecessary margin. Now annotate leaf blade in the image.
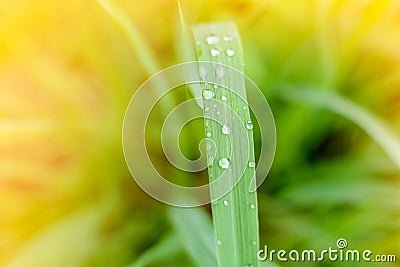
[168,207,217,267]
[192,22,260,267]
[280,88,400,169]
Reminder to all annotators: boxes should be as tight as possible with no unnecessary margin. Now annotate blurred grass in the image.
[1,0,400,266]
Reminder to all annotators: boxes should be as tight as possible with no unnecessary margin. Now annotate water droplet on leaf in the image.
[224,34,234,42]
[219,158,230,169]
[246,121,253,129]
[226,48,235,57]
[199,66,207,80]
[203,90,214,100]
[206,35,219,45]
[221,124,231,135]
[210,48,220,57]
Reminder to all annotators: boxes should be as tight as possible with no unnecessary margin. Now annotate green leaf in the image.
[97,0,160,76]
[97,0,176,117]
[192,22,260,267]
[126,232,182,267]
[279,87,400,169]
[168,207,217,267]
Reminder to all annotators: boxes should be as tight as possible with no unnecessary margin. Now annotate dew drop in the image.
[223,200,229,206]
[246,121,254,129]
[199,65,207,80]
[252,240,257,245]
[206,132,212,137]
[226,48,235,57]
[213,84,218,89]
[248,161,256,168]
[221,95,227,102]
[206,35,219,45]
[210,48,220,57]
[250,203,256,209]
[223,34,234,42]
[219,158,230,169]
[203,90,214,100]
[243,106,247,110]
[217,239,222,245]
[205,106,210,112]
[216,66,225,78]
[213,104,217,108]
[221,124,231,135]
[216,111,221,116]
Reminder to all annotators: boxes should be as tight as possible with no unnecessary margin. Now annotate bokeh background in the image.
[1,0,400,266]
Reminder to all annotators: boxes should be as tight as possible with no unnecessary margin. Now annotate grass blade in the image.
[99,3,263,265]
[279,88,400,169]
[126,232,182,267]
[97,0,160,76]
[168,207,217,267]
[192,22,260,267]
[97,0,180,120]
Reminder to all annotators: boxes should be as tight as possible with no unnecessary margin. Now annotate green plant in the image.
[191,22,260,267]
[98,1,400,267]
[278,86,400,168]
[3,0,400,267]
[98,1,271,266]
